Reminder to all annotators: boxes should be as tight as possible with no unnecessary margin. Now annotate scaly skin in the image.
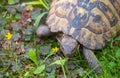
[83,47,102,74]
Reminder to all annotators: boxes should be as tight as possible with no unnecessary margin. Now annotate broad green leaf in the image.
[31,8,41,20]
[11,62,22,72]
[49,58,68,66]
[28,49,38,66]
[0,17,6,25]
[15,13,21,20]
[13,33,21,41]
[34,12,48,31]
[40,45,51,55]
[34,64,45,74]
[24,35,31,41]
[13,24,22,31]
[24,26,33,35]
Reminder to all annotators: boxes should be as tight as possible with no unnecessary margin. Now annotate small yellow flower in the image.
[6,32,13,40]
[52,47,59,53]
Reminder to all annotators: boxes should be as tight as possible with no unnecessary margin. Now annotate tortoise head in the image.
[36,25,52,37]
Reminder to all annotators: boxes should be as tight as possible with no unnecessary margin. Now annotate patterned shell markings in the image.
[47,0,120,50]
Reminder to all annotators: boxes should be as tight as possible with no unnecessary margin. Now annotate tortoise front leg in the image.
[57,34,78,57]
[83,47,102,74]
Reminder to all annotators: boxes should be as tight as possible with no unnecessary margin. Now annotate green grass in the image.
[0,0,120,78]
[71,39,119,78]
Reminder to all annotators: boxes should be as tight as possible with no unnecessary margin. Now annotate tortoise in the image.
[36,0,120,74]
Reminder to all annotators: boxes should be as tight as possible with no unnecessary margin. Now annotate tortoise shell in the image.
[46,0,120,50]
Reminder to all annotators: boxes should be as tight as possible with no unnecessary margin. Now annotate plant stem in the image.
[60,58,67,78]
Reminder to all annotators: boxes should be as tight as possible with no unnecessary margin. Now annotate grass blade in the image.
[34,12,48,31]
[25,1,41,5]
